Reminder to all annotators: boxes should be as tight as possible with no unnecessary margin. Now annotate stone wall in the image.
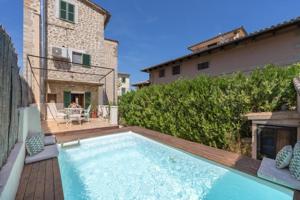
[47,81,99,107]
[103,39,118,103]
[46,0,105,83]
[23,0,41,104]
[45,0,118,104]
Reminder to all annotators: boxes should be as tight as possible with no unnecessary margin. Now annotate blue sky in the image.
[1,0,300,85]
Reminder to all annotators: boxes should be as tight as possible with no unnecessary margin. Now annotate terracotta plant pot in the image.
[91,111,97,118]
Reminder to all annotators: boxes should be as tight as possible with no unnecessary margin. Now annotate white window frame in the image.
[68,48,85,63]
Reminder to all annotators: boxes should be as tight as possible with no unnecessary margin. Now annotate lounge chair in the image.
[82,105,91,122]
[47,102,67,121]
[257,157,300,190]
[99,105,109,119]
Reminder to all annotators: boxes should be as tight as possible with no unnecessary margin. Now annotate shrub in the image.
[119,64,300,152]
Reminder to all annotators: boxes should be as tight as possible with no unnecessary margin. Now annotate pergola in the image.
[26,54,117,122]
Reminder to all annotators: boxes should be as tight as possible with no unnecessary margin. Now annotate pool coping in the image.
[18,126,300,200]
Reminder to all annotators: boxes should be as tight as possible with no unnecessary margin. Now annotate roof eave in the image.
[187,26,246,51]
[80,0,111,27]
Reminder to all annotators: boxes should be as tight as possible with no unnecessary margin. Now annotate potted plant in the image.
[90,105,98,118]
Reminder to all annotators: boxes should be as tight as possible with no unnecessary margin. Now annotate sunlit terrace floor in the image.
[16,126,300,200]
[41,118,118,134]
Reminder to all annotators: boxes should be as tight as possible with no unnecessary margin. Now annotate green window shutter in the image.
[84,92,91,109]
[68,3,75,22]
[82,54,91,67]
[63,91,71,108]
[60,1,67,20]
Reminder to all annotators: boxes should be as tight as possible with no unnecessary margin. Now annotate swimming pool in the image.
[58,132,293,200]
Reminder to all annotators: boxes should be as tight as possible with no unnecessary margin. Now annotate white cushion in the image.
[44,135,56,146]
[25,145,59,164]
[258,157,300,190]
[56,112,67,118]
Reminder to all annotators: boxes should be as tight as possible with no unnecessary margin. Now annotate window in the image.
[198,62,209,70]
[72,52,82,64]
[60,0,75,23]
[72,52,91,67]
[82,54,91,66]
[121,88,126,95]
[122,77,126,83]
[159,69,165,78]
[47,94,57,103]
[172,65,180,75]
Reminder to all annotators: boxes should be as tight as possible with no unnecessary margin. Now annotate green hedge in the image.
[119,64,300,152]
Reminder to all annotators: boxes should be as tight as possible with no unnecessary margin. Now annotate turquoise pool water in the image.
[58,132,293,200]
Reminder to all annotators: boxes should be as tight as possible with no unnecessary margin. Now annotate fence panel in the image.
[0,26,5,167]
[0,26,24,168]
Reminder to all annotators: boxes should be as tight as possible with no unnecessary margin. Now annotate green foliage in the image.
[119,64,300,152]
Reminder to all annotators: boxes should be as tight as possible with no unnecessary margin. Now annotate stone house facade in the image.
[142,17,300,85]
[23,0,118,114]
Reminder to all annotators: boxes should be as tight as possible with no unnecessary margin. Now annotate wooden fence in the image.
[0,26,29,168]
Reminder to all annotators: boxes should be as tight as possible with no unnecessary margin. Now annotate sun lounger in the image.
[257,157,300,190]
[25,144,59,164]
[47,103,67,121]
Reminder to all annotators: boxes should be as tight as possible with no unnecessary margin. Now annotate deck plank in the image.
[23,162,40,200]
[44,159,54,200]
[16,164,32,200]
[34,160,46,200]
[53,158,64,200]
[295,191,300,200]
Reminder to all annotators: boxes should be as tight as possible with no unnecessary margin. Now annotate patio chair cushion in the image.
[25,134,44,156]
[44,135,56,146]
[289,142,300,180]
[275,145,293,169]
[56,112,67,118]
[25,144,59,164]
[257,157,300,190]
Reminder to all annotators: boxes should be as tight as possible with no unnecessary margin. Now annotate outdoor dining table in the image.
[64,108,83,126]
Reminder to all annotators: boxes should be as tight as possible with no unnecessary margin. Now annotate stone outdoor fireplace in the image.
[246,112,300,160]
[257,125,297,159]
[246,77,300,160]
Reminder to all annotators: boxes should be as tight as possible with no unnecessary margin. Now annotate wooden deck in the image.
[16,158,63,200]
[41,118,116,134]
[16,126,300,200]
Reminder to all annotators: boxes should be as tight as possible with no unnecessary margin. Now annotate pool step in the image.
[61,139,81,148]
[65,140,138,162]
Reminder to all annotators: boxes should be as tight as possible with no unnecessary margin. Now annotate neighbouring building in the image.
[23,0,118,116]
[132,80,150,90]
[118,73,130,96]
[141,17,300,86]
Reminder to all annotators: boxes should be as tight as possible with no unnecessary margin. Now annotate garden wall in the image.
[119,65,300,153]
